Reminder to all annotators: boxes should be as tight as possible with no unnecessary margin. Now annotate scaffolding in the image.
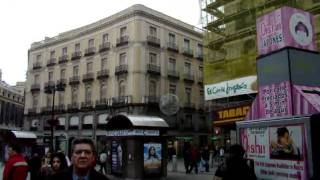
[201,0,320,86]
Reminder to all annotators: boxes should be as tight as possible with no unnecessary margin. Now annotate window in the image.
[149,26,157,36]
[87,62,93,73]
[102,34,108,43]
[169,58,176,71]
[197,44,203,56]
[60,69,66,79]
[169,84,176,94]
[32,94,38,108]
[184,39,190,50]
[85,85,92,102]
[120,27,127,37]
[119,80,126,97]
[199,66,203,78]
[47,94,52,107]
[71,87,78,104]
[149,80,156,96]
[119,53,126,65]
[48,71,53,81]
[58,92,64,105]
[101,58,107,70]
[34,74,40,84]
[149,53,157,64]
[50,51,55,59]
[169,33,175,43]
[62,47,68,55]
[88,39,94,48]
[73,66,79,76]
[184,62,191,74]
[36,55,41,62]
[185,87,192,104]
[100,82,107,99]
[75,43,80,52]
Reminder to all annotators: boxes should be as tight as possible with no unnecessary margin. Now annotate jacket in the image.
[3,154,29,180]
[49,166,109,180]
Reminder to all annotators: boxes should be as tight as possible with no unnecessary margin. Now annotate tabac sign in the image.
[257,6,317,56]
[213,105,251,125]
[205,76,257,100]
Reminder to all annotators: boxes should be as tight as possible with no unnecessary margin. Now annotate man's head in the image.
[71,138,96,174]
[8,144,22,157]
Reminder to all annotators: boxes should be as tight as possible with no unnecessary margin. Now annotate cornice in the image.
[29,6,203,52]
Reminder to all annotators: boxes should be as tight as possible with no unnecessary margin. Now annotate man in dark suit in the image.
[50,138,108,180]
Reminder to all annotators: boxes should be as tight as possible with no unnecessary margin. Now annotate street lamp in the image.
[45,81,65,152]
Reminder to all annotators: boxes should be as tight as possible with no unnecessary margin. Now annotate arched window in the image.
[119,80,126,97]
[85,85,92,102]
[71,87,78,104]
[100,82,107,99]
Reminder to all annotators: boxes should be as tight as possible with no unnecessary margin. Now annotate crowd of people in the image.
[183,144,211,174]
[3,138,109,180]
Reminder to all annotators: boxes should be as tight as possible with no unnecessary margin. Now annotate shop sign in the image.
[215,105,251,122]
[257,6,317,56]
[106,129,160,137]
[205,76,257,100]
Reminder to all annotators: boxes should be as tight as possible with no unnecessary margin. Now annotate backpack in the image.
[99,153,107,163]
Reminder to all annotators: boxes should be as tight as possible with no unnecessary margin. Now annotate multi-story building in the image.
[25,4,206,154]
[201,0,320,148]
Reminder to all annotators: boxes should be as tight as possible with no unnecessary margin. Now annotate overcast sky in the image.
[0,0,201,85]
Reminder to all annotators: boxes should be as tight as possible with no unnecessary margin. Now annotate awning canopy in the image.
[11,130,37,139]
[106,114,169,129]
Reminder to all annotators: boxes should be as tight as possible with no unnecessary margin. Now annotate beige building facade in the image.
[25,5,207,153]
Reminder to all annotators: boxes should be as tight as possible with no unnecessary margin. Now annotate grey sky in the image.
[0,0,201,85]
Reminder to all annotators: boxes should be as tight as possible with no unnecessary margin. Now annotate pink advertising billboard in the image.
[257,6,317,56]
[240,124,308,180]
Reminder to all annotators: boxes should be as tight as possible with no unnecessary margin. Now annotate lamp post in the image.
[45,81,65,152]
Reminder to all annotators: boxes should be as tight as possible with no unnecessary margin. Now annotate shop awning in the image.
[11,130,37,139]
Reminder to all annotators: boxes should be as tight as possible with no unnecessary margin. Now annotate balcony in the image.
[115,65,128,76]
[99,42,111,53]
[28,108,37,115]
[95,98,110,109]
[112,96,132,106]
[183,73,195,83]
[82,73,95,82]
[84,47,96,56]
[30,84,40,92]
[167,42,179,53]
[142,96,159,105]
[69,76,80,85]
[71,51,82,60]
[97,69,109,79]
[116,36,129,47]
[146,64,161,75]
[182,48,194,58]
[184,102,195,110]
[54,104,65,112]
[44,81,55,90]
[81,101,93,110]
[41,106,53,113]
[147,36,160,47]
[58,55,69,64]
[56,78,67,86]
[67,102,79,111]
[196,53,203,61]
[167,70,180,80]
[32,62,42,70]
[46,58,56,67]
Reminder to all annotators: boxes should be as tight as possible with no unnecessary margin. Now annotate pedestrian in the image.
[183,143,191,174]
[98,150,107,174]
[202,145,210,172]
[40,152,68,180]
[214,144,257,180]
[28,152,42,180]
[187,146,200,174]
[49,138,108,180]
[3,144,29,180]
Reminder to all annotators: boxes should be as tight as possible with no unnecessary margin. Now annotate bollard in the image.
[172,155,177,172]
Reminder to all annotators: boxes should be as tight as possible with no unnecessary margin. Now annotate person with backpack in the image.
[98,151,107,174]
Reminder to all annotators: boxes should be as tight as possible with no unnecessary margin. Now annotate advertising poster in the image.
[259,81,292,118]
[144,143,162,174]
[111,140,123,174]
[240,124,307,180]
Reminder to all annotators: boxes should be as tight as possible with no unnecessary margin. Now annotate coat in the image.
[49,166,109,180]
[3,154,29,180]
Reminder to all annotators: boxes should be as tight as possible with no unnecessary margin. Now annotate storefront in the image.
[212,104,250,150]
